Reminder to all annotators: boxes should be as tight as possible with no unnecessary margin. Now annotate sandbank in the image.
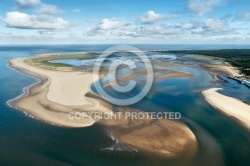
[202,88,250,130]
[9,56,112,127]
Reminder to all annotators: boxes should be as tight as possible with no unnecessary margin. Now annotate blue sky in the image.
[0,0,250,44]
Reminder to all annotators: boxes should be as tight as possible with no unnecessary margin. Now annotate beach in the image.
[201,64,240,77]
[202,88,250,130]
[9,56,113,127]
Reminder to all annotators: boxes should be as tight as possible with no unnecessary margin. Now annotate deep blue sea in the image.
[0,45,250,166]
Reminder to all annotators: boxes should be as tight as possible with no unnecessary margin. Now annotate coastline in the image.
[7,53,199,158]
[201,88,250,130]
[200,64,240,77]
[8,56,113,127]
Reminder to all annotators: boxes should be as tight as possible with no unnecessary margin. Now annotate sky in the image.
[0,0,250,44]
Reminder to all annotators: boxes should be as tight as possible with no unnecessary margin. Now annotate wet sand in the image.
[115,119,197,159]
[98,108,198,159]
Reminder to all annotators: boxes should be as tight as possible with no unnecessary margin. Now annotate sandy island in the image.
[8,53,199,158]
[202,88,250,130]
[9,56,113,127]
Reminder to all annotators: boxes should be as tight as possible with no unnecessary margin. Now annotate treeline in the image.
[166,49,250,76]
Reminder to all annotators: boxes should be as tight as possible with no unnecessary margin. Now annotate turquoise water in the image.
[48,59,85,66]
[1,45,250,166]
[48,53,177,67]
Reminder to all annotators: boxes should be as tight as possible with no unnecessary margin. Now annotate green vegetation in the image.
[180,55,228,66]
[166,49,250,76]
[26,53,95,71]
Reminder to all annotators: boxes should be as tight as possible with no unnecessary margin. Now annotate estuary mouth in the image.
[1,1,250,164]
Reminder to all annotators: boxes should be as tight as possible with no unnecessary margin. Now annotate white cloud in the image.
[85,19,183,38]
[15,0,41,8]
[73,9,81,13]
[38,29,57,36]
[142,24,182,36]
[188,19,233,35]
[188,0,223,16]
[201,18,233,35]
[98,19,130,29]
[176,22,197,30]
[3,12,70,31]
[38,4,64,15]
[139,11,177,24]
[1,31,248,45]
[237,9,250,21]
[85,18,130,35]
[84,16,234,39]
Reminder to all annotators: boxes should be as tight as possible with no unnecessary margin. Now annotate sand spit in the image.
[202,88,250,130]
[9,57,113,127]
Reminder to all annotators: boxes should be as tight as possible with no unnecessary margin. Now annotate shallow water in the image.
[1,45,250,166]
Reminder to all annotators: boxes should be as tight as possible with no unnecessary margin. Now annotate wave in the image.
[6,60,62,127]
[101,129,138,152]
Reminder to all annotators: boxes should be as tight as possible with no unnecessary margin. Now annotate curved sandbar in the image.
[99,108,198,159]
[202,88,250,130]
[9,55,113,127]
